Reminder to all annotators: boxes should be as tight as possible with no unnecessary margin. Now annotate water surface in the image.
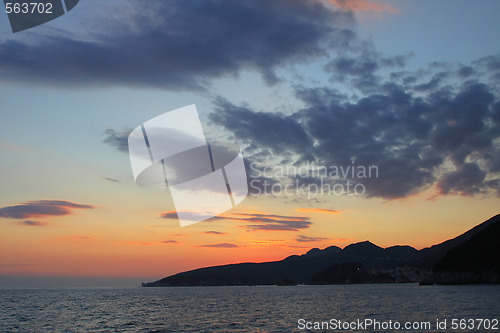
[1,284,499,332]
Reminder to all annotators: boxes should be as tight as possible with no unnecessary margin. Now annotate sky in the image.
[0,0,499,288]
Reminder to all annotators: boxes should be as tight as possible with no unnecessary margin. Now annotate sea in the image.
[0,284,499,332]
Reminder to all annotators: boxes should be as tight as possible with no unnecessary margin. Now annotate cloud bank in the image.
[211,53,500,199]
[0,200,94,219]
[295,235,328,242]
[79,1,500,201]
[197,243,239,248]
[0,0,355,90]
[161,211,311,231]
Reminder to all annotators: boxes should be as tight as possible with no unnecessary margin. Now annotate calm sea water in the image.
[0,284,499,332]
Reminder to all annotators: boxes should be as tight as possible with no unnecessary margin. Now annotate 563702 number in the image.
[451,318,498,330]
[5,2,53,14]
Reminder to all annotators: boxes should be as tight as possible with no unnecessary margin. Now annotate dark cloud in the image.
[211,56,500,199]
[0,200,94,219]
[161,240,179,244]
[210,97,314,162]
[203,231,227,235]
[160,211,178,219]
[161,211,311,231]
[492,102,500,123]
[437,163,487,196]
[197,243,239,248]
[295,235,328,242]
[474,54,500,72]
[245,159,282,195]
[413,72,448,92]
[161,211,222,222]
[82,2,499,200]
[323,43,412,93]
[327,55,378,79]
[458,66,474,78]
[231,213,311,231]
[103,177,119,183]
[0,0,355,90]
[16,221,49,227]
[103,129,130,153]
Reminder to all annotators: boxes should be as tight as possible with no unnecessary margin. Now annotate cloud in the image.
[203,231,227,235]
[161,240,179,244]
[161,210,311,231]
[0,0,355,89]
[437,163,487,196]
[323,45,412,93]
[103,129,130,153]
[0,200,94,219]
[197,243,239,248]
[160,211,178,219]
[15,221,49,227]
[246,239,286,246]
[296,208,341,214]
[211,56,500,199]
[161,211,220,222]
[295,235,328,242]
[230,213,311,231]
[103,177,119,183]
[244,159,283,195]
[211,97,314,158]
[82,2,499,201]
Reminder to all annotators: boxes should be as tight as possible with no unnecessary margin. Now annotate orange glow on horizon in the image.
[330,238,355,244]
[2,195,499,280]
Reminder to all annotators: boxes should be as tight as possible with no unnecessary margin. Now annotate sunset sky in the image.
[0,0,499,287]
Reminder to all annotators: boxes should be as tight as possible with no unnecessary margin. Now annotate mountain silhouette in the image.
[413,214,500,268]
[420,214,500,285]
[142,214,499,287]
